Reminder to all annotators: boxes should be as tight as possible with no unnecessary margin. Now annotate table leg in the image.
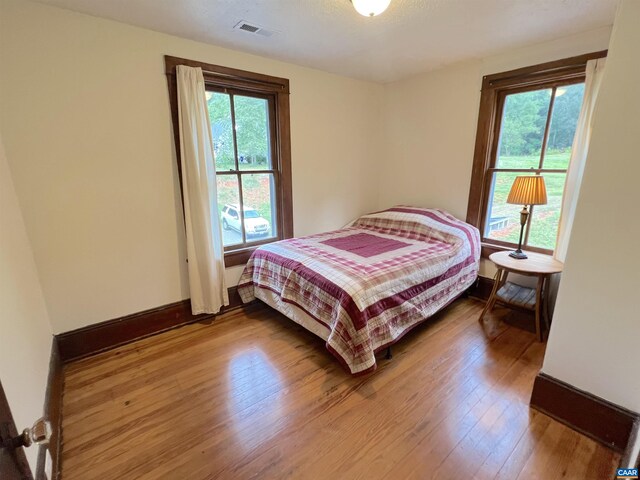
[497,268,509,290]
[535,275,544,342]
[479,268,504,324]
[543,274,552,335]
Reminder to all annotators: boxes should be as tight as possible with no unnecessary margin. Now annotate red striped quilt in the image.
[237,207,480,374]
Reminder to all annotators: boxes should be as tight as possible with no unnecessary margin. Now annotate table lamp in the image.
[506,175,547,259]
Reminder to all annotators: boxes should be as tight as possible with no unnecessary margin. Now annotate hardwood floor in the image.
[60,299,619,479]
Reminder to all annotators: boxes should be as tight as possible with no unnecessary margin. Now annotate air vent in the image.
[238,22,260,33]
[233,20,277,38]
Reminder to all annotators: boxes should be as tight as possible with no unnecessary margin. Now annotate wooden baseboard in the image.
[530,373,639,453]
[468,275,494,301]
[35,338,63,480]
[57,287,243,363]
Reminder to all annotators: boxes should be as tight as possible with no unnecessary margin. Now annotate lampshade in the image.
[352,0,391,17]
[506,175,548,205]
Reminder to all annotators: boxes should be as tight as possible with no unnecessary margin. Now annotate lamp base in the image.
[509,250,528,260]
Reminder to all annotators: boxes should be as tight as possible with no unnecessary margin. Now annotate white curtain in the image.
[177,65,229,314]
[554,58,607,262]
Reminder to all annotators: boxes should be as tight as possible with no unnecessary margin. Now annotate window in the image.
[165,56,293,266]
[207,90,278,246]
[466,51,606,256]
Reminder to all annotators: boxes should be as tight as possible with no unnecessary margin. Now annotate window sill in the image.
[224,236,284,267]
[481,242,511,259]
[480,241,553,259]
[224,247,256,267]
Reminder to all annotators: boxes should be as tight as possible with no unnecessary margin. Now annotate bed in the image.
[237,206,480,375]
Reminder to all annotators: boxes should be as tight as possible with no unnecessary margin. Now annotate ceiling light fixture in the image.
[351,0,391,17]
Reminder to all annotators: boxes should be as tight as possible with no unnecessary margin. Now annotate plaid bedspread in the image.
[237,207,480,374]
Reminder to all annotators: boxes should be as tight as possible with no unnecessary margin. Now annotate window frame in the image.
[466,50,607,258]
[165,56,293,267]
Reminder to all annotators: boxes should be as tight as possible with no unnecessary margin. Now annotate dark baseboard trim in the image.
[35,338,63,480]
[530,372,640,453]
[468,275,494,301]
[57,287,243,363]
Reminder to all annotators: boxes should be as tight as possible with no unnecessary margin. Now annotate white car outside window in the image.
[221,204,270,237]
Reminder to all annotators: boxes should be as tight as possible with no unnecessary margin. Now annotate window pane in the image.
[484,171,524,244]
[496,89,552,169]
[217,175,243,247]
[234,96,271,171]
[241,173,277,239]
[527,173,567,250]
[543,83,585,170]
[206,92,236,172]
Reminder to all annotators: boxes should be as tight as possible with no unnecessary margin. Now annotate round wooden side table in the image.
[478,251,564,342]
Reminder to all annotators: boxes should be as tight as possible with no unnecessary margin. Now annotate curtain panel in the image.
[177,65,229,314]
[555,58,607,262]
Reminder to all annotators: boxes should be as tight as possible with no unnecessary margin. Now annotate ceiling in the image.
[33,0,617,83]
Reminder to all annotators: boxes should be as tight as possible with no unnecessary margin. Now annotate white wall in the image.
[380,26,612,278]
[0,0,384,333]
[542,0,640,417]
[0,135,53,473]
[382,60,482,221]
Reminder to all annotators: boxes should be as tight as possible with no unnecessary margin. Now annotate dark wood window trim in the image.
[466,50,607,259]
[165,55,293,267]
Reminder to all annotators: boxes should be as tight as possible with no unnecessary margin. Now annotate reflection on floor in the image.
[60,299,619,479]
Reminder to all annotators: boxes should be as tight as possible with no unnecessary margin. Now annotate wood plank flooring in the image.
[60,299,619,479]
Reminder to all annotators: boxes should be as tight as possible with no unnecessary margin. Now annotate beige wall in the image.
[0,135,53,473]
[542,0,640,417]
[0,0,383,333]
[380,26,612,278]
[382,60,481,221]
[0,0,623,369]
